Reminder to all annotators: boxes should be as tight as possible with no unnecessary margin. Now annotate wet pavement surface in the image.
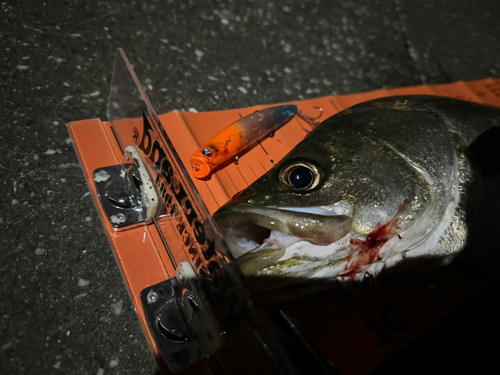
[1,0,500,374]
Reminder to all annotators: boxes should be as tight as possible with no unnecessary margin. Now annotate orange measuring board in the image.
[69,76,500,375]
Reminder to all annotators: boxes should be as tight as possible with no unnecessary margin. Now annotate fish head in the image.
[214,103,436,282]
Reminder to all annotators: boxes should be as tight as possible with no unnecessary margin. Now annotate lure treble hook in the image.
[296,106,323,128]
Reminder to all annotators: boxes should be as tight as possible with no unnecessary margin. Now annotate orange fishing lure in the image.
[190,105,318,179]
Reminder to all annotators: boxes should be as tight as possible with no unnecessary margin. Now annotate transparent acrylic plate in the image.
[105,48,298,374]
[107,48,229,275]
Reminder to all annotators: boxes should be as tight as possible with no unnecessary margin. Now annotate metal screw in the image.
[97,170,110,179]
[178,273,184,281]
[116,213,125,221]
[193,163,200,171]
[147,290,158,304]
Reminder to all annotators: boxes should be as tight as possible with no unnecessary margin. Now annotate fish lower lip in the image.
[236,240,286,276]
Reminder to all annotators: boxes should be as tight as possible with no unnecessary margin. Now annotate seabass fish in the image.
[214,96,500,283]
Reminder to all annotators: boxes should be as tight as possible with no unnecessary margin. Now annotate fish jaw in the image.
[214,203,357,276]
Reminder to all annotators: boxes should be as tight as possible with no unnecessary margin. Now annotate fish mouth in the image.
[213,204,353,276]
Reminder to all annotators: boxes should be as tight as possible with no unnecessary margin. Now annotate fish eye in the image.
[289,166,312,188]
[279,162,322,192]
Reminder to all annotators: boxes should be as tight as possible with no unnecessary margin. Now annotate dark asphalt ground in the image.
[1,0,500,374]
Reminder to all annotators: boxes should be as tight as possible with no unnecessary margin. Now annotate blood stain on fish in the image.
[341,200,407,279]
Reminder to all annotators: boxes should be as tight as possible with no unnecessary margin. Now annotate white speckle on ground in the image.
[33,154,39,160]
[66,330,70,336]
[53,121,60,126]
[65,137,72,144]
[53,362,61,369]
[284,67,292,74]
[97,369,104,375]
[408,45,419,61]
[305,88,320,95]
[16,65,29,70]
[1,342,12,351]
[169,46,184,53]
[13,180,17,193]
[30,192,35,197]
[238,86,248,94]
[63,82,70,87]
[194,49,204,59]
[78,278,89,287]
[111,300,123,316]
[35,248,45,256]
[12,199,19,205]
[109,359,119,368]
[216,12,229,25]
[207,75,218,81]
[89,90,100,97]
[44,149,56,155]
[51,57,63,63]
[81,192,91,199]
[75,293,87,299]
[70,33,81,37]
[160,38,168,44]
[61,178,66,183]
[62,95,72,102]
[84,216,92,222]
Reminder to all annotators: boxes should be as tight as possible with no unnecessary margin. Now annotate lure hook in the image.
[296,106,323,128]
